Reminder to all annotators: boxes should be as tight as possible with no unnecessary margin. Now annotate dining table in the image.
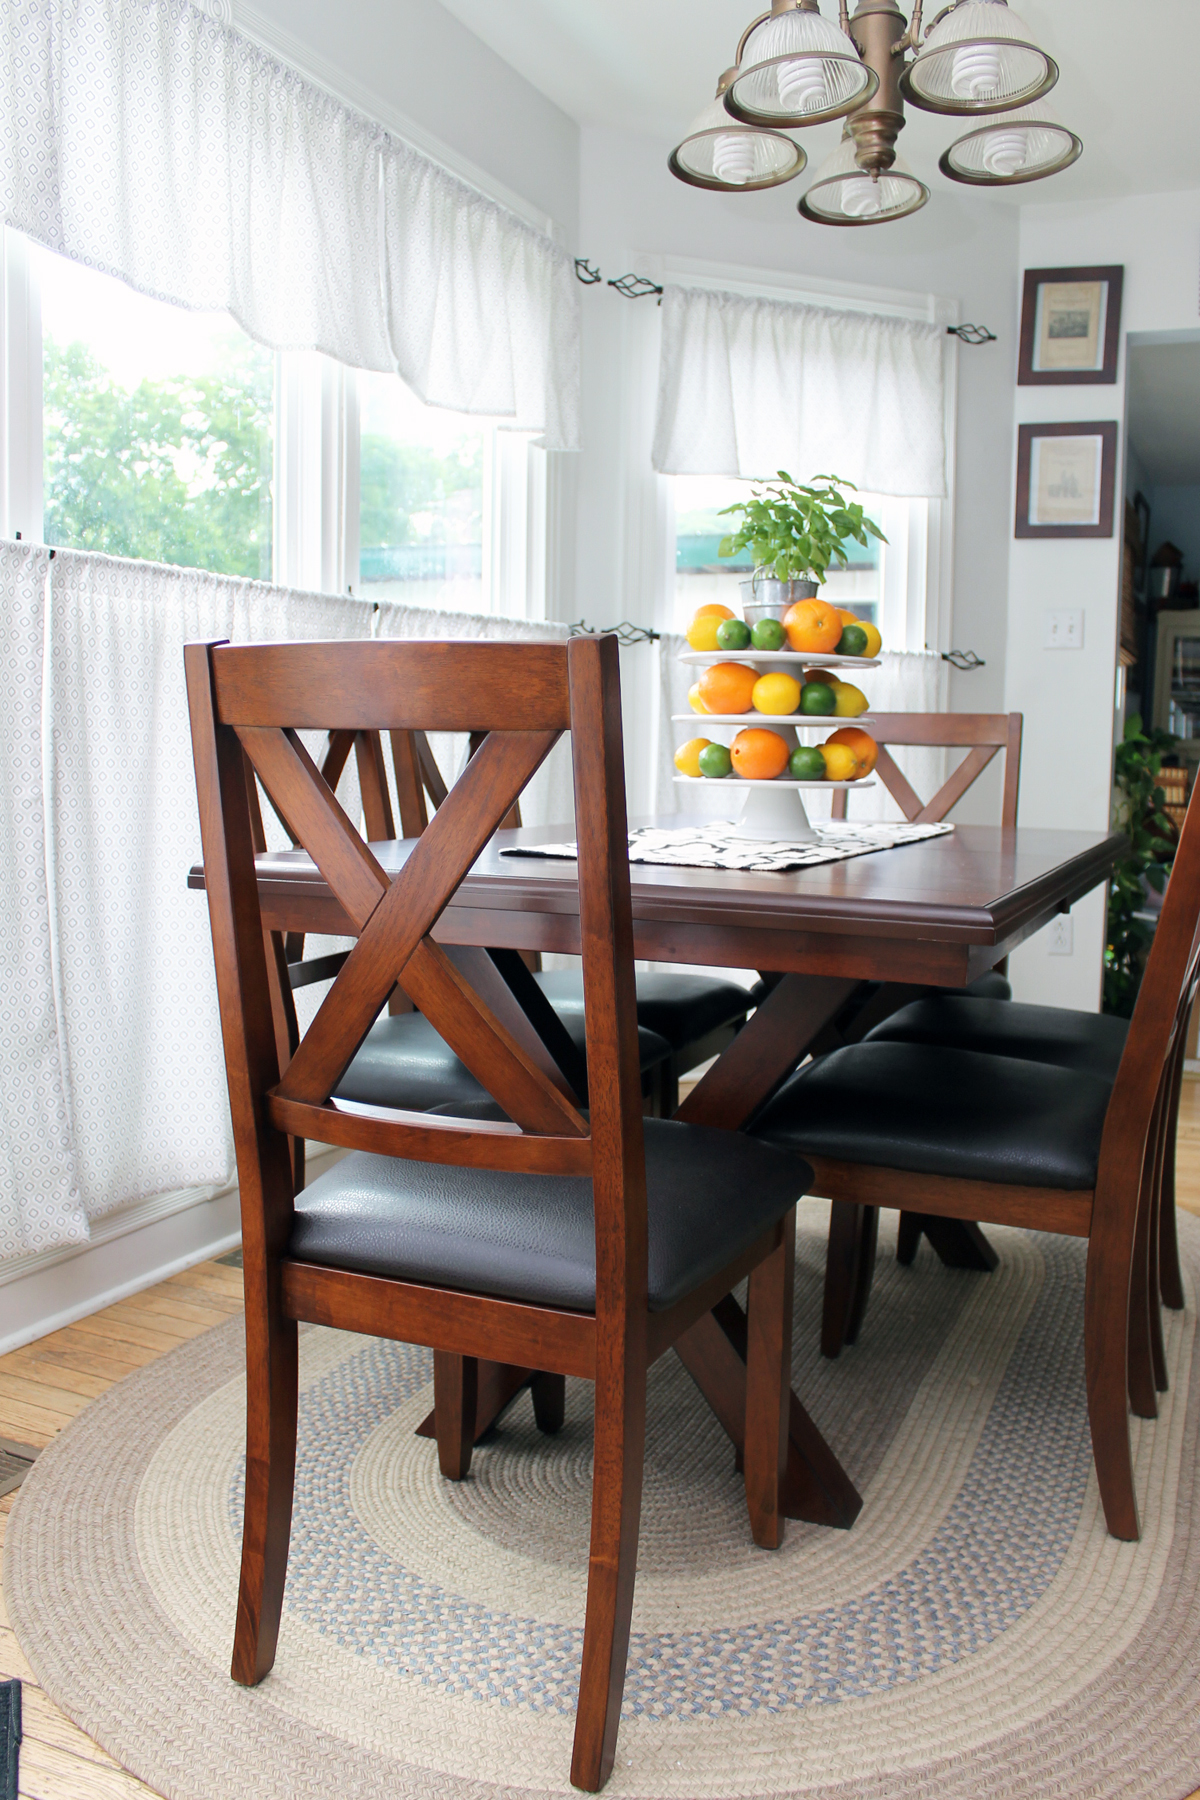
[192,813,1124,1532]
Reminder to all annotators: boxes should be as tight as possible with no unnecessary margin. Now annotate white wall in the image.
[1005,189,1200,1009]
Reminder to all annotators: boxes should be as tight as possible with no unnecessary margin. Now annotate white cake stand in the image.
[674,647,879,841]
[672,775,876,841]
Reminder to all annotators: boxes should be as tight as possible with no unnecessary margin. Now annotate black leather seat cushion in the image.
[289,1119,812,1312]
[535,969,753,1054]
[335,1012,671,1113]
[748,1042,1112,1190]
[866,997,1128,1082]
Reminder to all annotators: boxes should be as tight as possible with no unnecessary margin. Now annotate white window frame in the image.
[643,252,959,656]
[2,229,549,624]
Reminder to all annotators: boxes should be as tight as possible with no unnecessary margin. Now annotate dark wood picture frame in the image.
[1015,421,1118,540]
[1018,265,1124,386]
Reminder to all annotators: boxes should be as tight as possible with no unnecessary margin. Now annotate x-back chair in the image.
[749,754,1200,1543]
[187,633,811,1791]
[796,712,1024,1289]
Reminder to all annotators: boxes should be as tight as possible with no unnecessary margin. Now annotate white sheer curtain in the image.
[0,0,579,447]
[0,543,89,1257]
[44,551,376,1225]
[652,285,947,497]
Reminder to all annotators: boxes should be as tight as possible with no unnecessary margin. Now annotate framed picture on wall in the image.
[1014,421,1118,539]
[1018,265,1124,385]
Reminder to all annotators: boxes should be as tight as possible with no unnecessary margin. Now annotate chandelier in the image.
[669,0,1081,223]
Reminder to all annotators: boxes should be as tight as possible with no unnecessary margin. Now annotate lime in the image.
[697,742,733,778]
[750,617,787,651]
[799,681,836,715]
[715,617,752,651]
[837,624,869,657]
[789,745,826,780]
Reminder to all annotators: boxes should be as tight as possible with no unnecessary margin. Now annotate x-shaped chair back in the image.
[830,712,1023,826]
[186,633,645,1209]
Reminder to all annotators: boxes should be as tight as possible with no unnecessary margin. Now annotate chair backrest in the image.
[830,712,1023,826]
[1101,769,1200,1207]
[186,633,648,1308]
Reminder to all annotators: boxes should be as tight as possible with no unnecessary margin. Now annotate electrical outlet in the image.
[1048,913,1073,955]
[1044,608,1084,650]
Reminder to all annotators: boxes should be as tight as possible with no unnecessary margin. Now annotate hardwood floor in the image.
[3,1086,1200,1800]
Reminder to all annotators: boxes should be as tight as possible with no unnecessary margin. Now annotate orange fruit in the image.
[836,608,859,627]
[693,603,735,621]
[825,727,878,775]
[804,667,841,687]
[730,727,790,780]
[698,661,758,715]
[820,741,860,782]
[783,597,843,653]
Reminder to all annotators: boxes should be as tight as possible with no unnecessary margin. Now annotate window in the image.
[357,370,486,613]
[37,245,274,579]
[672,474,933,651]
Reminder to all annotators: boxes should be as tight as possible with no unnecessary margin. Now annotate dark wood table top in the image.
[192,819,1124,989]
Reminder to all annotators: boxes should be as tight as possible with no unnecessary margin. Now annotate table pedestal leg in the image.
[415,1360,534,1444]
[675,1296,862,1528]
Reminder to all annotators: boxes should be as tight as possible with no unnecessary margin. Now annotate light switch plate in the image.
[1048,914,1074,955]
[1044,608,1084,650]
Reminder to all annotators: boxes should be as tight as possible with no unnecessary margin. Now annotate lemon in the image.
[751,671,801,715]
[686,614,725,652]
[674,737,711,778]
[833,682,869,718]
[859,621,882,657]
[688,681,709,714]
[821,741,860,781]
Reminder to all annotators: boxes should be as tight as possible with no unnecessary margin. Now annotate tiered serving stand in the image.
[674,647,881,842]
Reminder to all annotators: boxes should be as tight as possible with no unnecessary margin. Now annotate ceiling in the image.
[1127,342,1200,486]
[436,0,1200,207]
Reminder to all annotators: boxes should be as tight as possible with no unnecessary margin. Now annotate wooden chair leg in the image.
[1148,1085,1169,1394]
[896,1212,923,1265]
[744,1210,796,1551]
[531,1371,566,1434]
[231,1309,299,1686]
[1160,1038,1186,1311]
[822,1200,873,1358]
[1128,1142,1159,1422]
[1084,1233,1140,1542]
[570,1353,646,1793]
[434,1351,478,1480]
[843,1205,879,1347]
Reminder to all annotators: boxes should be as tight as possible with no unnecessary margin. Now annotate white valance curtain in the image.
[1,0,580,448]
[652,285,947,497]
[0,543,570,1265]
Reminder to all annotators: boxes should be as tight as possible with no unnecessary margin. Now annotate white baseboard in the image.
[0,1146,343,1357]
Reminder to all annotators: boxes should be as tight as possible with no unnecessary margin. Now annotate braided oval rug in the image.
[6,1208,1200,1800]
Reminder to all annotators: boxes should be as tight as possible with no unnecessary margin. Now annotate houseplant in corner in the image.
[718,471,886,622]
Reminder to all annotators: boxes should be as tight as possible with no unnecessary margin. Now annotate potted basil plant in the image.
[718,471,887,621]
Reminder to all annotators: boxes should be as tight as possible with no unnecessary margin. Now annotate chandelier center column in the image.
[847,0,908,175]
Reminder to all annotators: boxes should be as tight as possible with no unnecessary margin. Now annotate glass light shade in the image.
[939,102,1081,184]
[899,0,1058,116]
[798,136,929,225]
[726,4,877,128]
[669,88,807,190]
